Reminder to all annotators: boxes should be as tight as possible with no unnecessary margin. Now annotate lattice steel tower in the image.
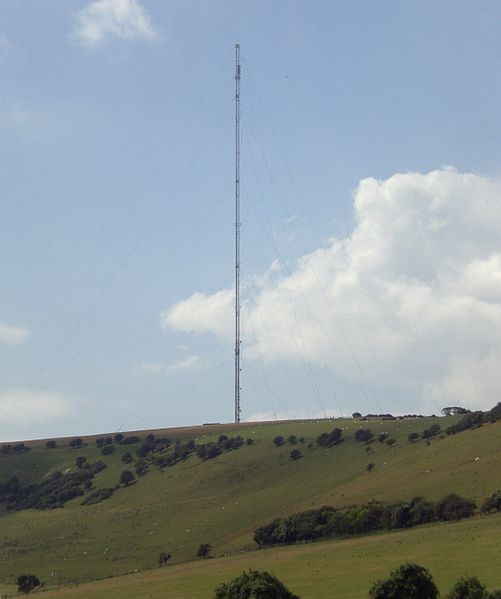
[234,44,241,424]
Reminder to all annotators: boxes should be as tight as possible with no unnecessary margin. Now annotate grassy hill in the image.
[1,415,500,596]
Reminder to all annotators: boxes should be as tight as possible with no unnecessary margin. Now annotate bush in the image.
[481,490,501,514]
[273,436,285,447]
[369,563,438,599]
[101,445,116,456]
[378,432,388,443]
[287,435,297,445]
[197,543,212,558]
[121,451,133,464]
[45,440,56,449]
[69,437,83,449]
[214,569,299,599]
[408,432,420,443]
[290,449,302,461]
[367,463,375,472]
[446,576,488,599]
[17,574,41,594]
[120,470,135,486]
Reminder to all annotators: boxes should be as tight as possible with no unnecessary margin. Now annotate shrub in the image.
[45,440,56,449]
[273,436,285,447]
[69,438,83,449]
[121,451,133,464]
[17,574,41,594]
[246,438,254,445]
[386,437,397,447]
[290,449,302,461]
[75,456,87,469]
[378,432,388,443]
[287,435,297,445]
[101,445,116,456]
[114,433,124,444]
[367,463,375,472]
[481,490,501,514]
[408,432,420,443]
[369,563,438,599]
[120,470,135,486]
[214,569,299,599]
[197,543,212,558]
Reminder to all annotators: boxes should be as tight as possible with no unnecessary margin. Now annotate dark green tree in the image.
[355,429,374,444]
[69,437,83,449]
[369,563,439,599]
[120,469,135,486]
[45,440,56,449]
[197,543,212,558]
[75,456,87,469]
[273,436,285,447]
[408,432,420,443]
[214,569,299,599]
[17,574,41,594]
[290,449,302,461]
[367,462,375,472]
[447,576,488,599]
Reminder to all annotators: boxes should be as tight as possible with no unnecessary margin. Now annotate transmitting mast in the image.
[234,44,241,424]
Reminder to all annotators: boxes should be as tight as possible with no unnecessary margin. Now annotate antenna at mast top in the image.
[234,44,241,424]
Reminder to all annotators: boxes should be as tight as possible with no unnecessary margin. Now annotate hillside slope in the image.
[1,416,499,587]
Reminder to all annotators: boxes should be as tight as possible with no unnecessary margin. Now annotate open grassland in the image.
[1,416,500,591]
[3,512,501,598]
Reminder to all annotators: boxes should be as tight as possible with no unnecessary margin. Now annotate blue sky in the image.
[1,1,501,441]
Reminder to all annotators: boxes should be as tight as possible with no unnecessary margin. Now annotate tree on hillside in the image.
[378,432,388,443]
[352,412,362,419]
[287,435,297,445]
[114,433,124,444]
[120,470,135,486]
[75,456,87,469]
[369,563,438,599]
[435,494,476,521]
[446,576,489,599]
[214,570,299,599]
[290,449,302,461]
[197,543,212,558]
[121,451,133,464]
[158,552,171,567]
[69,437,83,449]
[367,463,375,472]
[355,429,374,444]
[45,440,56,449]
[273,436,285,447]
[408,432,420,443]
[17,574,41,594]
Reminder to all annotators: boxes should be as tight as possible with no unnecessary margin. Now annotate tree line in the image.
[254,492,478,546]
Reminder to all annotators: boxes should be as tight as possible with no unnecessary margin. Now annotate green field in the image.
[1,416,500,597]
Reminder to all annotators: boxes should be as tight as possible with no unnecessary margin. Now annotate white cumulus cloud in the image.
[164,167,501,412]
[0,322,30,345]
[72,0,157,48]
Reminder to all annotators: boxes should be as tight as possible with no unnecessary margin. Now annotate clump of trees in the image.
[120,470,135,486]
[482,490,501,514]
[1,443,30,456]
[0,461,106,511]
[369,565,501,599]
[253,493,476,547]
[214,570,299,599]
[316,428,343,447]
[354,428,374,444]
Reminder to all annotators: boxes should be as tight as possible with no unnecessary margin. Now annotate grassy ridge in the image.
[0,416,499,591]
